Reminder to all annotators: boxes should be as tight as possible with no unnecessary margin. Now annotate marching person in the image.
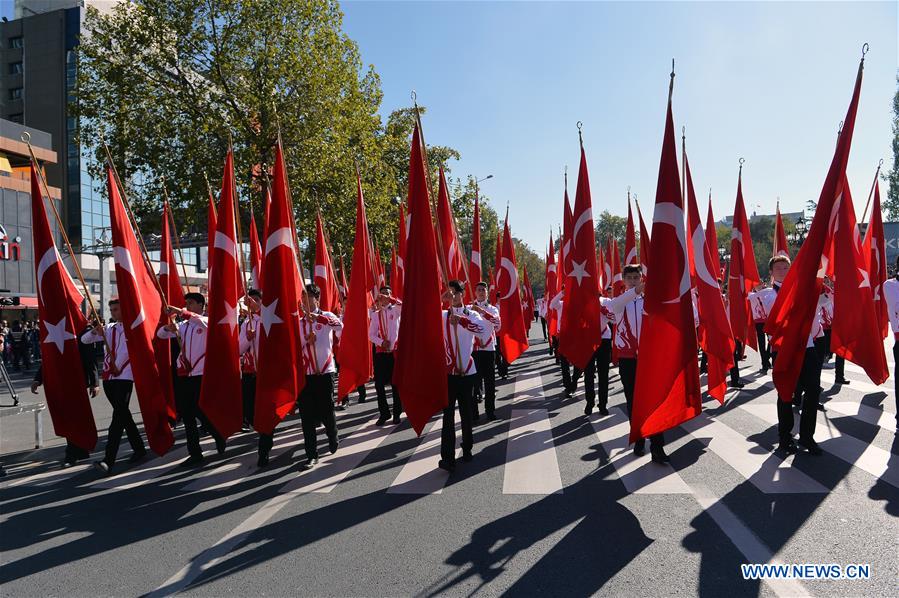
[537,296,548,341]
[755,255,826,455]
[80,299,147,474]
[297,283,344,469]
[748,284,772,373]
[881,257,899,422]
[549,287,581,397]
[817,279,848,385]
[158,292,226,467]
[439,280,492,472]
[469,281,501,421]
[239,289,261,433]
[368,285,403,425]
[582,292,616,417]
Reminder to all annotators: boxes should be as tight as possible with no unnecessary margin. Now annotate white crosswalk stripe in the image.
[503,408,563,494]
[820,370,891,394]
[388,418,457,494]
[824,401,897,433]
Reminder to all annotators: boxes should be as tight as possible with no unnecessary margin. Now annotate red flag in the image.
[609,235,624,296]
[337,172,375,399]
[685,152,735,403]
[395,204,407,300]
[393,121,448,435]
[207,189,217,278]
[774,203,790,258]
[497,215,529,362]
[767,54,865,401]
[159,201,186,309]
[545,231,559,336]
[624,201,638,265]
[436,166,467,287]
[637,200,651,273]
[492,232,502,305]
[522,267,535,321]
[249,211,262,290]
[561,186,574,277]
[314,213,341,313]
[390,247,399,292]
[255,141,304,434]
[31,164,97,452]
[705,198,722,279]
[862,172,888,338]
[728,167,761,349]
[631,76,702,442]
[469,191,482,288]
[829,173,888,384]
[338,255,349,301]
[558,142,601,370]
[106,165,174,455]
[600,243,611,292]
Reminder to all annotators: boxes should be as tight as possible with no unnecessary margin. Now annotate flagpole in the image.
[203,172,218,219]
[860,159,884,224]
[159,177,193,293]
[228,141,251,298]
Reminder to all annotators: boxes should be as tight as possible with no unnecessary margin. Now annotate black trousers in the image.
[495,348,509,378]
[298,373,338,460]
[441,374,476,464]
[242,373,256,426]
[755,322,771,369]
[730,341,743,384]
[560,354,582,391]
[175,375,222,458]
[619,357,663,450]
[893,342,899,419]
[102,379,144,465]
[776,347,822,442]
[539,317,547,340]
[584,339,612,409]
[472,350,496,416]
[374,352,402,419]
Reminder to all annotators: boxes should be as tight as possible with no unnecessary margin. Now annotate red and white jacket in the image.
[468,300,500,350]
[368,303,402,353]
[882,278,899,338]
[238,313,260,374]
[81,322,132,381]
[748,290,767,324]
[298,310,343,375]
[443,306,492,376]
[605,287,643,358]
[755,284,827,348]
[158,310,209,377]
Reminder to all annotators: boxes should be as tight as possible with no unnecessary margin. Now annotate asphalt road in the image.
[1,322,897,597]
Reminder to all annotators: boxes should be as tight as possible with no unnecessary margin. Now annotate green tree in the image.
[887,75,899,218]
[512,238,546,297]
[594,210,628,260]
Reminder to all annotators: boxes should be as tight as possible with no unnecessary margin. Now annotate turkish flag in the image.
[338,255,349,301]
[705,199,722,280]
[829,173,888,384]
[766,55,865,401]
[314,213,340,313]
[207,189,217,278]
[637,200,651,274]
[558,144,601,370]
[199,150,243,440]
[491,233,502,305]
[469,192,482,289]
[395,203,407,300]
[727,169,760,349]
[561,187,574,278]
[249,211,262,291]
[106,165,174,455]
[862,175,888,339]
[159,201,185,309]
[685,152,735,403]
[254,142,304,434]
[436,166,467,290]
[522,267,535,322]
[624,202,638,265]
[545,231,558,336]
[774,204,789,258]
[497,216,529,362]
[600,243,612,293]
[609,235,624,296]
[31,164,97,452]
[337,172,375,399]
[631,80,702,442]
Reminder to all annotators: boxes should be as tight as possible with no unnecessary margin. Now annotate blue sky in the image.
[342,0,897,251]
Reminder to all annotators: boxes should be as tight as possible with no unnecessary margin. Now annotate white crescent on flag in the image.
[265,227,295,257]
[573,208,593,241]
[214,231,237,258]
[314,264,328,280]
[113,246,146,329]
[471,250,481,269]
[691,228,720,289]
[653,203,691,303]
[498,257,519,300]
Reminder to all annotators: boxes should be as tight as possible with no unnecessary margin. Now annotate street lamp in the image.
[789,215,808,246]
[476,175,493,184]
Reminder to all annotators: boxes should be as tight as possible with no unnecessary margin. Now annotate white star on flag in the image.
[260,298,283,336]
[43,317,75,353]
[570,260,591,286]
[219,301,238,334]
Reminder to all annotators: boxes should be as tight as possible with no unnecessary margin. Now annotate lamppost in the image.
[788,215,808,247]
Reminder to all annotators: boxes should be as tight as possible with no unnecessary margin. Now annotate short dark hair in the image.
[185,292,205,307]
[768,255,791,271]
[379,285,392,294]
[108,299,120,307]
[448,279,465,294]
[475,281,488,290]
[622,264,642,276]
[248,288,262,299]
[305,283,321,299]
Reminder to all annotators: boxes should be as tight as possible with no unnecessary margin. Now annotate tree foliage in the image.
[887,74,899,219]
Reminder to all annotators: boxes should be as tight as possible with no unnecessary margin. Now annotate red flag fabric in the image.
[545,231,559,336]
[436,166,467,295]
[338,255,349,301]
[249,211,263,290]
[631,79,702,442]
[469,192,482,288]
[497,216,529,362]
[314,213,341,313]
[862,174,888,339]
[558,144,601,370]
[766,56,865,401]
[561,187,574,277]
[637,201,651,273]
[492,232,502,305]
[395,204,407,300]
[685,152,735,403]
[254,142,304,434]
[337,172,375,399]
[599,243,611,292]
[390,247,399,292]
[207,189,217,278]
[609,235,624,296]
[160,201,186,309]
[774,203,789,258]
[728,168,761,349]
[393,122,448,435]
[522,267,535,321]
[624,201,638,265]
[829,173,888,384]
[106,165,174,455]
[31,164,96,452]
[705,199,722,279]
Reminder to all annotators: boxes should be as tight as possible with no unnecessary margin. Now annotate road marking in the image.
[820,371,891,395]
[824,401,897,433]
[388,418,458,495]
[503,408,563,494]
[4,463,91,488]
[680,412,827,494]
[588,408,691,494]
[509,370,546,404]
[740,403,899,489]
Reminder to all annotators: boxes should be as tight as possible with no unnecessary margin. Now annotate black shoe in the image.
[816,403,826,412]
[375,416,389,426]
[241,423,252,432]
[335,402,347,411]
[437,459,455,472]
[303,457,319,469]
[650,447,670,464]
[462,451,473,462]
[798,437,823,456]
[486,412,497,421]
[598,406,609,416]
[729,380,745,389]
[215,437,226,456]
[94,460,112,475]
[777,438,798,454]
[633,443,646,457]
[473,413,480,422]
[358,397,366,403]
[128,449,147,463]
[584,404,593,416]
[180,455,204,468]
[257,451,270,467]
[835,378,850,385]
[391,416,401,425]
[328,439,339,455]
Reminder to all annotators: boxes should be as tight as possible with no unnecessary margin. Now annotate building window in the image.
[8,88,22,100]
[8,62,22,75]
[8,37,23,49]
[7,113,22,124]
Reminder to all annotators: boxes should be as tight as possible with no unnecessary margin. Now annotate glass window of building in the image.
[8,88,22,100]
[8,37,23,49]
[8,62,22,75]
